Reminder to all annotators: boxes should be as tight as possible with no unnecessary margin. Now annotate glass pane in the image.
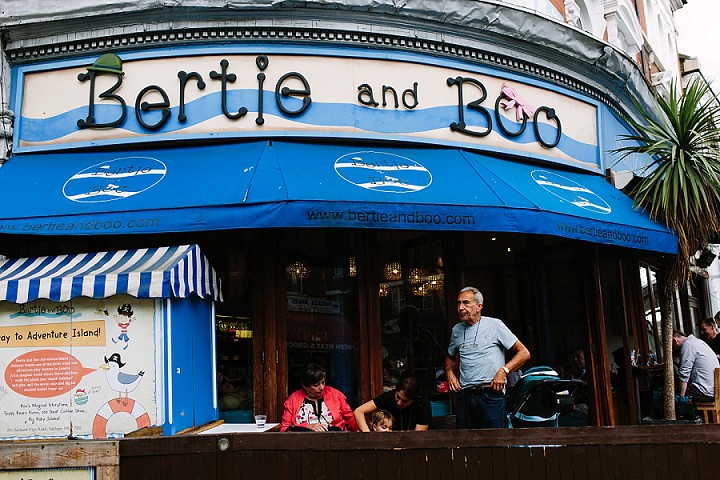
[216,248,254,423]
[285,231,361,407]
[378,233,449,415]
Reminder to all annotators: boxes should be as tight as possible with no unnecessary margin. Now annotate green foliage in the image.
[613,78,720,290]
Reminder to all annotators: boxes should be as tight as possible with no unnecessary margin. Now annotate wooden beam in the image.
[0,441,119,480]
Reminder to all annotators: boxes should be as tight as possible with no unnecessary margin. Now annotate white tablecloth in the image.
[198,423,279,434]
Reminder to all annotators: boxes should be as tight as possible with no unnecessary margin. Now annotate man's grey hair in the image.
[460,286,483,305]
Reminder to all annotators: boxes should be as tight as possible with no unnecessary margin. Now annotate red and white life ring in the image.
[92,398,151,438]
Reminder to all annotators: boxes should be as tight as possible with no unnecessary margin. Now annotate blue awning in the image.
[0,141,676,253]
[0,244,223,303]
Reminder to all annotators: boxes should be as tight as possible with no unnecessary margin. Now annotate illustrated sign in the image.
[16,50,599,169]
[0,296,156,439]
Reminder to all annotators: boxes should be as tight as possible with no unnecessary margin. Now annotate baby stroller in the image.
[506,366,583,428]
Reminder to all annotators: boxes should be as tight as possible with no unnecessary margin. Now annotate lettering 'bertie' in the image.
[77,54,313,130]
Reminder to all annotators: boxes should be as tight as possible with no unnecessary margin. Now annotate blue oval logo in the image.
[334,151,432,193]
[532,170,611,214]
[63,157,167,203]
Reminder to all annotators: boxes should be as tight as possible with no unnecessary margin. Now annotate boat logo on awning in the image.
[63,157,167,203]
[334,151,432,193]
[532,170,611,214]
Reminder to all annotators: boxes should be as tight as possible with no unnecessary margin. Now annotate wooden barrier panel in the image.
[0,440,119,480]
[116,425,720,480]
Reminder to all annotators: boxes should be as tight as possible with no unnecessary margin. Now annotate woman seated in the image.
[280,363,359,432]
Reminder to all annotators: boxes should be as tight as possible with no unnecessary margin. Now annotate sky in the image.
[674,0,720,86]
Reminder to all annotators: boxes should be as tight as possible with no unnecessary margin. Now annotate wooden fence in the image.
[118,425,720,480]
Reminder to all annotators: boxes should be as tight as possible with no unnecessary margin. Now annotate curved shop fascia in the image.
[6,45,675,253]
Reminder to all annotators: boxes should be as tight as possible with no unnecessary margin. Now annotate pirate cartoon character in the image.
[112,303,135,349]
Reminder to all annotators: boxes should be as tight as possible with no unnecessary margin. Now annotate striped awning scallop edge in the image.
[0,244,223,303]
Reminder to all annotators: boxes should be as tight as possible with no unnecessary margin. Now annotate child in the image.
[370,410,395,432]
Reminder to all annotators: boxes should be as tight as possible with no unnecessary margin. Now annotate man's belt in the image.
[465,383,493,391]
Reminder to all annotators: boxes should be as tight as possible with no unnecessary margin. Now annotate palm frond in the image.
[611,78,720,289]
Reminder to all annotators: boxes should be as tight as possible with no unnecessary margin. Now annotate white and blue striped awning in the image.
[0,244,223,303]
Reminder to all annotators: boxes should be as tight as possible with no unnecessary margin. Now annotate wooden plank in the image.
[491,447,507,480]
[697,443,720,480]
[476,447,496,480]
[597,445,614,480]
[583,444,601,480]
[465,447,481,480]
[302,450,329,480]
[570,445,589,480]
[323,449,339,480]
[652,444,672,480]
[556,446,573,480]
[529,446,547,480]
[426,446,452,480]
[611,445,629,480]
[340,450,363,480]
[639,444,657,480]
[503,446,520,480]
[169,451,216,480]
[543,446,561,480]
[625,444,643,480]
[0,440,119,469]
[375,449,401,479]
[449,447,467,480]
[399,449,415,480]
[276,450,299,480]
[680,443,699,480]
[512,446,534,480]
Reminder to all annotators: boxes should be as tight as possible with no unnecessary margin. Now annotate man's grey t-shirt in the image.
[447,316,517,388]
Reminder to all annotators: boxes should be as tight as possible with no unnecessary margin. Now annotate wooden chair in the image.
[695,368,720,423]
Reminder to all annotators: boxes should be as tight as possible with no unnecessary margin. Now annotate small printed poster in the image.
[0,295,156,439]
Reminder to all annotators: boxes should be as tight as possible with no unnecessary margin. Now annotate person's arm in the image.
[280,395,296,432]
[678,380,688,397]
[490,339,531,392]
[353,399,378,432]
[338,395,359,432]
[413,399,432,431]
[444,354,461,392]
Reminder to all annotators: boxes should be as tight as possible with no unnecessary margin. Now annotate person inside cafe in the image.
[217,366,251,411]
[698,316,720,361]
[444,286,531,429]
[280,363,359,432]
[354,375,432,431]
[673,330,719,403]
[369,410,395,432]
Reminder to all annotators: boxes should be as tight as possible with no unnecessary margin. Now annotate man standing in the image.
[697,316,720,361]
[673,330,719,402]
[444,286,530,428]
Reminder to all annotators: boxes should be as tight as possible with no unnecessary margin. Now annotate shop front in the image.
[0,38,678,432]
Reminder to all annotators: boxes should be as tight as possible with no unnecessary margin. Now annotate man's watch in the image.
[501,366,510,374]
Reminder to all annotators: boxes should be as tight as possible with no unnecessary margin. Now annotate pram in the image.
[506,366,583,428]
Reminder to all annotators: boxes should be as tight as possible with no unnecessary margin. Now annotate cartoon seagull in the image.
[100,353,144,405]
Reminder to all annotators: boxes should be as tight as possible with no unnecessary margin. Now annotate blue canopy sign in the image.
[0,142,676,254]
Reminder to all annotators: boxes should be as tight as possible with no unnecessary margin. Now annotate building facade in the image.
[0,0,703,436]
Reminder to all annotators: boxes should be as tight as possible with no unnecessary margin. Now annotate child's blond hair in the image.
[370,410,395,430]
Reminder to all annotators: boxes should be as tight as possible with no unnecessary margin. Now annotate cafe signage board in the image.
[14,48,600,170]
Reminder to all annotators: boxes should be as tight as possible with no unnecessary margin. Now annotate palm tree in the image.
[613,77,720,421]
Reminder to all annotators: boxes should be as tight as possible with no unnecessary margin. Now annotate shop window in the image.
[284,231,361,407]
[639,264,662,359]
[378,233,450,416]
[216,248,254,424]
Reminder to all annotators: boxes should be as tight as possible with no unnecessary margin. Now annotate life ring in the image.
[92,397,151,438]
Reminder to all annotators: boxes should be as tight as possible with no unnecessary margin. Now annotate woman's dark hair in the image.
[397,376,420,401]
[301,364,327,387]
